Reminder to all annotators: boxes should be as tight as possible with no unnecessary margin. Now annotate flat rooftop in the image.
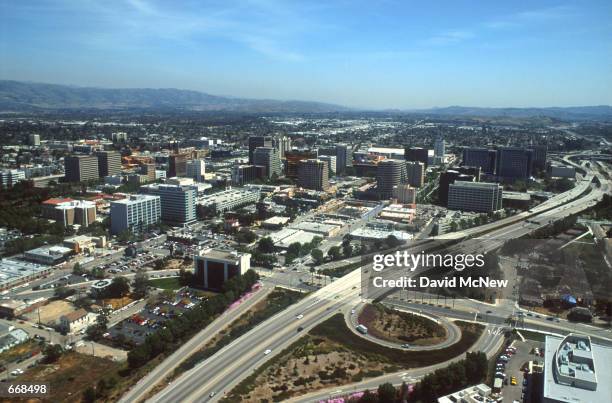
[198,249,250,262]
[544,334,612,403]
[0,258,50,285]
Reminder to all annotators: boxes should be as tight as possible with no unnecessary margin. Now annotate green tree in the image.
[311,248,324,265]
[54,285,75,299]
[342,242,353,258]
[257,237,275,253]
[43,344,63,363]
[82,387,96,403]
[235,229,257,244]
[287,242,301,257]
[132,270,149,298]
[327,246,341,261]
[72,262,83,275]
[377,382,397,402]
[105,276,130,298]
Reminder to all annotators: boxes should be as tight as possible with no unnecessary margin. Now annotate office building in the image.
[448,181,502,213]
[194,249,251,290]
[405,147,429,167]
[142,163,156,182]
[394,184,417,204]
[111,132,128,143]
[543,334,612,403]
[462,148,496,174]
[253,147,282,178]
[298,159,329,191]
[64,155,99,182]
[248,135,275,164]
[96,151,122,177]
[318,155,337,175]
[23,165,53,178]
[277,136,292,159]
[335,143,350,174]
[144,184,197,226]
[434,137,445,158]
[41,198,97,227]
[531,145,548,171]
[168,152,189,178]
[285,150,317,178]
[406,161,425,188]
[23,245,73,265]
[456,165,482,182]
[186,159,206,182]
[496,147,533,180]
[0,170,25,188]
[231,164,265,185]
[110,194,161,235]
[28,134,40,146]
[376,159,406,199]
[438,170,475,205]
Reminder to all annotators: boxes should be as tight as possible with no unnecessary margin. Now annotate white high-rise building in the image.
[143,184,197,226]
[186,159,206,182]
[110,194,161,235]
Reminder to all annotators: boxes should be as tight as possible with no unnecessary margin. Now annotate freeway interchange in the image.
[121,163,610,403]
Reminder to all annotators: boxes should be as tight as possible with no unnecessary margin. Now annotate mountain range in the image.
[1,80,611,120]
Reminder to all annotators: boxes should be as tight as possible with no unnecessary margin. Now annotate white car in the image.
[296,314,304,320]
[264,349,272,355]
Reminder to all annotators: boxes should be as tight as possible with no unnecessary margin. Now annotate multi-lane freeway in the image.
[127,164,609,403]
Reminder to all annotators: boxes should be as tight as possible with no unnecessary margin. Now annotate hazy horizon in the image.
[1,0,611,109]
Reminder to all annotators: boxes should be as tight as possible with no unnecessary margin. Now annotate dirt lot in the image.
[236,336,393,402]
[12,352,121,403]
[102,296,134,310]
[23,300,78,326]
[358,303,447,345]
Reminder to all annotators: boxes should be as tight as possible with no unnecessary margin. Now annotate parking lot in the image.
[499,339,541,403]
[107,288,203,345]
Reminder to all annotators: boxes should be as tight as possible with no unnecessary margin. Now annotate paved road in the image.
[289,323,505,403]
[119,283,273,403]
[142,166,609,403]
[345,301,461,351]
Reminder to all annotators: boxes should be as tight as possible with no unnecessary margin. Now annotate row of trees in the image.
[127,270,259,369]
[285,237,322,264]
[353,352,488,402]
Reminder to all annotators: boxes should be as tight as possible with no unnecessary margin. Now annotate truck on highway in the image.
[356,324,368,334]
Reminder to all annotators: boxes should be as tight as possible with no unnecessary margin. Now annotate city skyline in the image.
[1,0,611,109]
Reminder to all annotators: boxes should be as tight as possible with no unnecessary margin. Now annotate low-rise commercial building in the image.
[23,245,73,265]
[59,308,97,334]
[543,334,612,402]
[198,188,260,213]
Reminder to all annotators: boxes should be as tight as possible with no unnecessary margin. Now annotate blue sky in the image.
[1,0,611,108]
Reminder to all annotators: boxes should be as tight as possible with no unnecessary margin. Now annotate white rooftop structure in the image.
[543,334,612,403]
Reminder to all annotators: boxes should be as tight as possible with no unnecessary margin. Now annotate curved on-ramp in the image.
[345,302,462,351]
